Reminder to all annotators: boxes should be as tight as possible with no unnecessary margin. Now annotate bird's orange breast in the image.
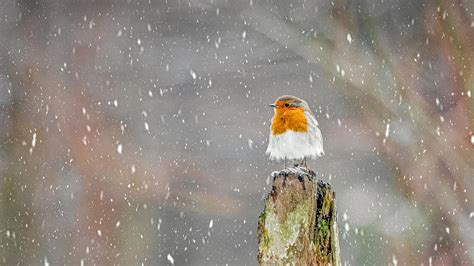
[271,108,308,135]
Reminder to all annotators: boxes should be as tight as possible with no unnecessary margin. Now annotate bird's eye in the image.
[284,103,290,107]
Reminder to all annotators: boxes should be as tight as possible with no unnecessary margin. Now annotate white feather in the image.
[266,111,324,161]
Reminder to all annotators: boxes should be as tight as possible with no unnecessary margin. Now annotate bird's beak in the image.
[269,104,276,108]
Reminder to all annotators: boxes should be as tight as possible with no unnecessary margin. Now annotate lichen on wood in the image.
[258,166,340,265]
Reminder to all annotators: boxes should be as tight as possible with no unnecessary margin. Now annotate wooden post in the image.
[258,166,340,265]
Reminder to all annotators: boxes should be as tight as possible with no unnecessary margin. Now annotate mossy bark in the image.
[258,167,340,265]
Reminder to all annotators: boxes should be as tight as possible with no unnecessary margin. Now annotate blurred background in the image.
[0,0,473,265]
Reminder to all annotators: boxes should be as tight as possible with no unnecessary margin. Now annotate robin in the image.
[266,95,324,167]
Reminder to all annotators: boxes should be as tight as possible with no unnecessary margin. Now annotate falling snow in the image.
[117,144,123,154]
[167,254,175,264]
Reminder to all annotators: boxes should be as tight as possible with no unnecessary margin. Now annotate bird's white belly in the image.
[266,130,324,161]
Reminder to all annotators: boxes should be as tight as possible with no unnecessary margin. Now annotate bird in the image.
[266,95,324,168]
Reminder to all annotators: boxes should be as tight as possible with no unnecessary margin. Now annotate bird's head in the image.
[269,95,310,113]
[268,95,312,135]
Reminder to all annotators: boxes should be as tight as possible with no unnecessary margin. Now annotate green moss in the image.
[259,211,271,251]
[319,219,329,237]
[263,228,271,247]
[279,200,310,242]
[259,197,313,262]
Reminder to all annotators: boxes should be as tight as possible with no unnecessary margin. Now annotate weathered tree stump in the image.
[258,166,340,265]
